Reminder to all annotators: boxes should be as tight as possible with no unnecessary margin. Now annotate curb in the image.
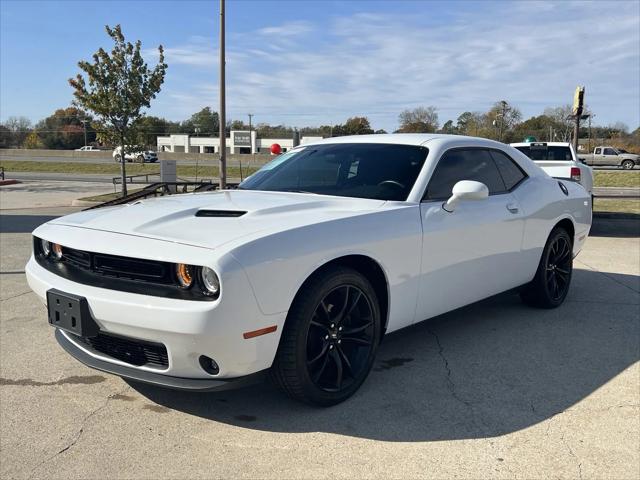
[0,179,21,186]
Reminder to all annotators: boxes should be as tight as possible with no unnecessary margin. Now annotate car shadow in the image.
[130,268,639,441]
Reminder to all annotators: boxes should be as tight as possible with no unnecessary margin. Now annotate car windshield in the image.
[238,143,428,201]
[515,145,573,161]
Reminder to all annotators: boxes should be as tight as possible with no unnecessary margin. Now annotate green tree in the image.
[35,107,93,149]
[342,116,374,135]
[439,120,457,134]
[69,24,167,196]
[182,107,219,136]
[397,106,439,133]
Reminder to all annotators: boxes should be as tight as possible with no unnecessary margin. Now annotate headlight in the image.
[52,243,63,260]
[176,263,194,288]
[41,239,51,257]
[201,267,220,296]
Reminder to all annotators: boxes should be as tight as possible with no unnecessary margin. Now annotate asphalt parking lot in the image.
[0,199,638,478]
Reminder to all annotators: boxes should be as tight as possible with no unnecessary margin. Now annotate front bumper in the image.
[55,329,267,391]
[26,252,286,381]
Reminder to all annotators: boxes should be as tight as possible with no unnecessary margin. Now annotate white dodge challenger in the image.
[26,134,592,406]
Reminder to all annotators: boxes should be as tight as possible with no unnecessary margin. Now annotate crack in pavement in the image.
[1,290,33,302]
[561,432,583,480]
[426,325,490,434]
[575,259,640,295]
[27,384,131,479]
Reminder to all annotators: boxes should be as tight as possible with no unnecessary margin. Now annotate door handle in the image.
[506,203,519,214]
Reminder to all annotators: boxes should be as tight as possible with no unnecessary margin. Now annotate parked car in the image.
[26,134,591,406]
[510,142,593,197]
[113,146,158,163]
[75,146,101,152]
[578,146,639,169]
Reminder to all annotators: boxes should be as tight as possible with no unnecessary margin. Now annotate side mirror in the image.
[443,180,489,212]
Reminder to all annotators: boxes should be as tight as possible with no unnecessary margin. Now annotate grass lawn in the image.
[593,171,640,188]
[593,198,640,215]
[0,160,258,179]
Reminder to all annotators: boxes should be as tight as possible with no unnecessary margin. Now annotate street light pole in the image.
[81,119,88,146]
[218,0,227,189]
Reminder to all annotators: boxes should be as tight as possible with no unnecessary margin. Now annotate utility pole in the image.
[248,113,253,153]
[218,0,227,189]
[81,119,88,146]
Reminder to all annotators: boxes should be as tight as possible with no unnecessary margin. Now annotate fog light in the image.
[199,355,219,375]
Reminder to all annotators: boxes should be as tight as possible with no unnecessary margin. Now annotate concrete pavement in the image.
[0,203,638,479]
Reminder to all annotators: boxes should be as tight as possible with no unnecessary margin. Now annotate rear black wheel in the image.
[521,227,573,308]
[272,266,381,406]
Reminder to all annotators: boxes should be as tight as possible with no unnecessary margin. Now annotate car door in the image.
[602,147,618,166]
[415,148,527,322]
[592,147,604,165]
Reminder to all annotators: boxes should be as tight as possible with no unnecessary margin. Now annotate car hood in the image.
[48,190,387,250]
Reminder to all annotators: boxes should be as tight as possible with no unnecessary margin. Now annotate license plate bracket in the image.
[47,289,99,338]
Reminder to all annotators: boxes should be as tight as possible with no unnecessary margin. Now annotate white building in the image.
[157,131,323,155]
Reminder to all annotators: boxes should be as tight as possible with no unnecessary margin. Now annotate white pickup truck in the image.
[578,146,639,169]
[511,142,593,197]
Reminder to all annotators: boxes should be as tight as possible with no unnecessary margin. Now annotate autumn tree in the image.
[69,24,167,196]
[35,107,92,150]
[397,106,439,133]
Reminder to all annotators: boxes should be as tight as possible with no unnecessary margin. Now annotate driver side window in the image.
[425,148,507,200]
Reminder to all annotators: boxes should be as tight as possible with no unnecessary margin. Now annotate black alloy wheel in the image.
[272,266,381,406]
[521,227,573,308]
[545,234,572,302]
[306,285,375,392]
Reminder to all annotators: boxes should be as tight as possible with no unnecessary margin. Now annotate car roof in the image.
[304,133,508,148]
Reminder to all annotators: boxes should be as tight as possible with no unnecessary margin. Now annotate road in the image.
[0,154,269,167]
[1,153,636,170]
[0,200,638,478]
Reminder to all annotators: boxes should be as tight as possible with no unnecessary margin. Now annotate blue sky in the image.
[1,0,639,132]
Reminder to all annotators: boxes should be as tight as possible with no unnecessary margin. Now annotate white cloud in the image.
[152,2,640,130]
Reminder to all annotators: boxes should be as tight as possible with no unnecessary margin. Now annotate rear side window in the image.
[490,150,527,190]
[595,148,602,154]
[426,149,506,200]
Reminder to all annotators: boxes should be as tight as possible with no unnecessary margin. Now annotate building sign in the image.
[233,131,251,146]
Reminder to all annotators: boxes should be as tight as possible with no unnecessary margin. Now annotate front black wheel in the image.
[521,227,573,308]
[272,266,381,406]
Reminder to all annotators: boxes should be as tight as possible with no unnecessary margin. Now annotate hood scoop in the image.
[195,209,247,218]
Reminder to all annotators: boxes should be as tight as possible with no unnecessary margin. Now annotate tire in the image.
[114,154,122,163]
[271,266,382,406]
[621,160,635,170]
[137,155,145,163]
[520,227,573,308]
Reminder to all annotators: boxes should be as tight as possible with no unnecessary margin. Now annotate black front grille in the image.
[62,246,172,284]
[33,237,215,301]
[74,332,169,368]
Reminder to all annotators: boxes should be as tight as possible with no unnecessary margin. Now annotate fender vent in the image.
[195,210,247,217]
